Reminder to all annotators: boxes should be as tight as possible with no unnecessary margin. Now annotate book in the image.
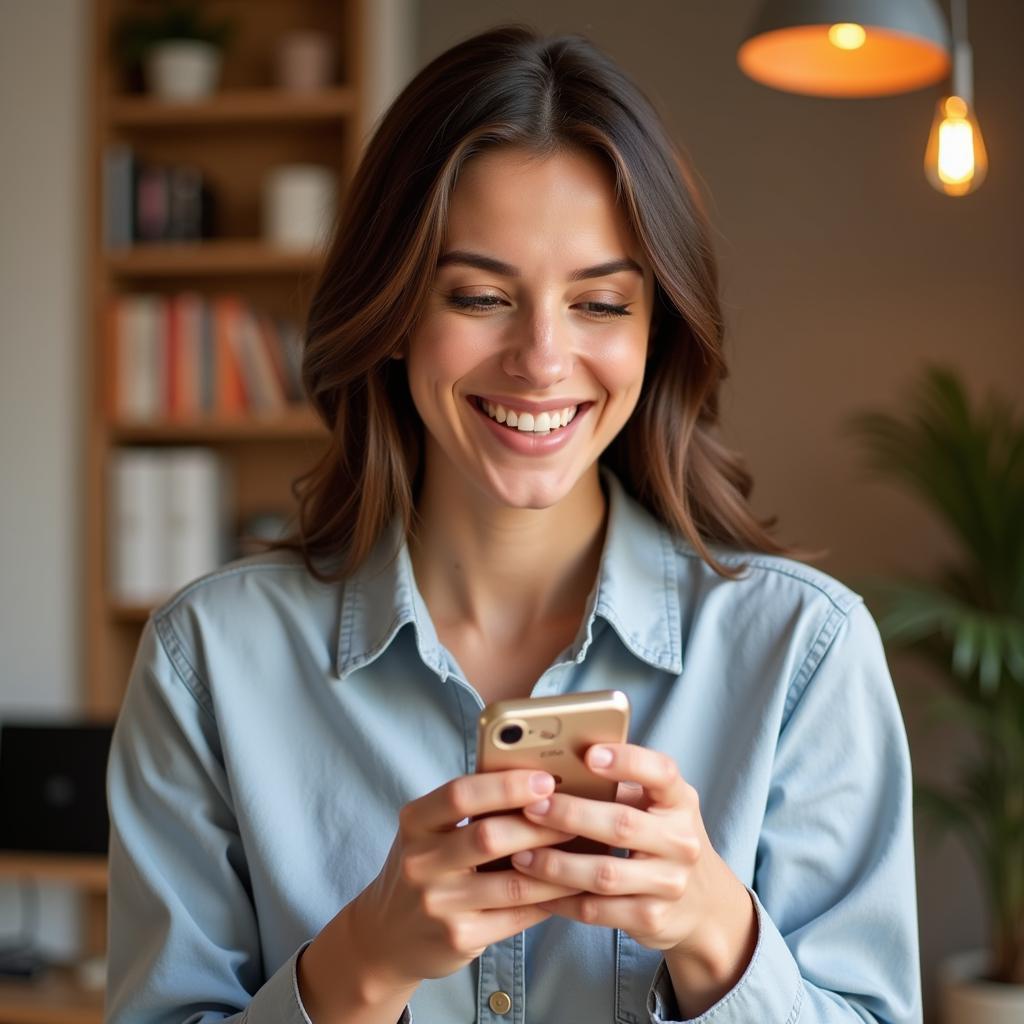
[103,144,135,249]
[107,446,231,603]
[214,294,248,414]
[162,447,231,592]
[107,293,306,420]
[107,448,166,604]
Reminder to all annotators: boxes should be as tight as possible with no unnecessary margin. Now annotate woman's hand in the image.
[509,743,756,968]
[340,768,584,999]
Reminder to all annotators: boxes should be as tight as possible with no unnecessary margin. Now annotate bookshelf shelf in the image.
[106,239,324,278]
[110,85,356,127]
[0,854,107,892]
[110,408,327,443]
[0,968,103,1024]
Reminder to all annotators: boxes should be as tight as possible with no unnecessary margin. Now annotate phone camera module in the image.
[499,724,523,744]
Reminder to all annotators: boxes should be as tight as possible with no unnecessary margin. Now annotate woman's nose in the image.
[499,311,573,389]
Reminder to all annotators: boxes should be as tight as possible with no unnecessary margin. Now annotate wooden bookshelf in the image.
[0,968,104,1024]
[0,854,107,892]
[109,84,356,127]
[0,3,371,1022]
[106,238,326,277]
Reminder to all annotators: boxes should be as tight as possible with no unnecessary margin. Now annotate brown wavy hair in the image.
[257,23,819,581]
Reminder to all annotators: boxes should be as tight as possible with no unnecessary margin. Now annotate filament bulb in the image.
[924,94,988,196]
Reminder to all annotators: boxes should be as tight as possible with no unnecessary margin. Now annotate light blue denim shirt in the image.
[105,464,921,1023]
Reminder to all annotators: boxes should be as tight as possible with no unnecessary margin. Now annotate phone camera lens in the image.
[499,724,523,744]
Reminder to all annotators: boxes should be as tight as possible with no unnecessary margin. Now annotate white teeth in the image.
[479,399,579,433]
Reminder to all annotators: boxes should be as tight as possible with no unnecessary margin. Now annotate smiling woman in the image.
[104,22,922,1024]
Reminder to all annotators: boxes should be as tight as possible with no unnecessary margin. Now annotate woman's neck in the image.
[408,460,608,648]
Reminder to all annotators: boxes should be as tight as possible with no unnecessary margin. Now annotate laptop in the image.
[0,719,115,855]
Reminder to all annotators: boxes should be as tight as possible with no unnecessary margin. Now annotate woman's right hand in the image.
[343,769,582,997]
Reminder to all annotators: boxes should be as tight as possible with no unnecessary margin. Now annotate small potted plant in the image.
[113,1,236,101]
[846,365,1024,1023]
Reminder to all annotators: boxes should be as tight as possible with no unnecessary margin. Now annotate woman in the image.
[105,24,921,1024]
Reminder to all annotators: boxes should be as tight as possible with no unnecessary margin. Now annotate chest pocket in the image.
[615,928,666,1023]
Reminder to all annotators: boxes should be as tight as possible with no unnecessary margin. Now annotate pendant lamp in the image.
[738,0,951,97]
[924,0,987,195]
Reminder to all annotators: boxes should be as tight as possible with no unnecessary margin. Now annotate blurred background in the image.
[0,1,1021,1021]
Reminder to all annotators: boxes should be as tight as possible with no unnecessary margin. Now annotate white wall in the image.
[0,0,88,958]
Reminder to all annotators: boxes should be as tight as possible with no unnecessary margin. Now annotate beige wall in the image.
[415,2,1023,1019]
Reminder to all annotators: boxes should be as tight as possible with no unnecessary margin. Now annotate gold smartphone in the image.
[473,689,631,872]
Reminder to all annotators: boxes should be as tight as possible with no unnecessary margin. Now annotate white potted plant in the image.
[848,366,1024,1023]
[113,1,235,102]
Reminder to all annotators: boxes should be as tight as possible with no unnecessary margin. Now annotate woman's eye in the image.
[579,301,631,320]
[447,295,505,311]
[446,295,631,320]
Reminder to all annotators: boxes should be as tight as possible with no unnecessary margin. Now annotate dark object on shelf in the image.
[137,162,217,243]
[0,720,115,855]
[0,946,49,979]
[105,146,218,247]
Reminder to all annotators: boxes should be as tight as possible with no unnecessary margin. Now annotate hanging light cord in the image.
[951,0,966,46]
[950,0,973,104]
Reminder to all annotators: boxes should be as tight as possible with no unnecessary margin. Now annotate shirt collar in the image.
[335,464,683,682]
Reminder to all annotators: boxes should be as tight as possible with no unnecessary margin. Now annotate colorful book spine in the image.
[107,293,303,420]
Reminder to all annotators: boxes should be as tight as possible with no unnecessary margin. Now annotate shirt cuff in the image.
[646,886,803,1024]
[266,939,411,1024]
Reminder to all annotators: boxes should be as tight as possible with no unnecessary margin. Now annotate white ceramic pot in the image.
[145,40,221,101]
[939,949,1024,1024]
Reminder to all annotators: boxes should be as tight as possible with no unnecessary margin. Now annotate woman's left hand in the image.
[511,742,752,960]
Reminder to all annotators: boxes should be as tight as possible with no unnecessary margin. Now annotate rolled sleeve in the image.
[646,600,921,1023]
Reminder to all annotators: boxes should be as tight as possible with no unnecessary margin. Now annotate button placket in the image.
[476,929,524,1022]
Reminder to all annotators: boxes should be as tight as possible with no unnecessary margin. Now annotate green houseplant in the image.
[112,1,236,99]
[845,365,1024,993]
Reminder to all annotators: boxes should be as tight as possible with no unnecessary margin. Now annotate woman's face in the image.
[404,144,655,511]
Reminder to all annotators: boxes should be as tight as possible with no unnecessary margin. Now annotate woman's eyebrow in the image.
[436,249,643,281]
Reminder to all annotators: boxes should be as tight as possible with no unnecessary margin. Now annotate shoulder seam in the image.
[670,541,859,615]
[152,613,215,721]
[781,600,862,729]
[154,560,316,618]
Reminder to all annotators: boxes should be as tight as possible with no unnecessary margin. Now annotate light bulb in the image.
[828,23,867,51]
[924,94,988,196]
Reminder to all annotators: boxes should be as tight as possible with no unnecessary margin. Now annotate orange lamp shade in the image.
[738,0,951,97]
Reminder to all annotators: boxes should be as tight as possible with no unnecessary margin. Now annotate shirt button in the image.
[488,990,512,1014]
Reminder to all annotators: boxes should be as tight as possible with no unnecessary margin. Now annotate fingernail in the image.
[511,850,534,867]
[589,746,613,767]
[530,772,554,794]
[525,798,550,815]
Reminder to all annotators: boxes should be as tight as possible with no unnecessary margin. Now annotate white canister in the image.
[262,164,336,251]
[145,40,222,101]
[275,30,336,92]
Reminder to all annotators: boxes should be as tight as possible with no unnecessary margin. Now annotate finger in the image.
[615,780,649,812]
[446,870,583,912]
[404,770,557,835]
[479,903,558,936]
[449,814,578,872]
[510,846,685,900]
[584,743,689,809]
[522,792,684,860]
[535,893,652,930]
